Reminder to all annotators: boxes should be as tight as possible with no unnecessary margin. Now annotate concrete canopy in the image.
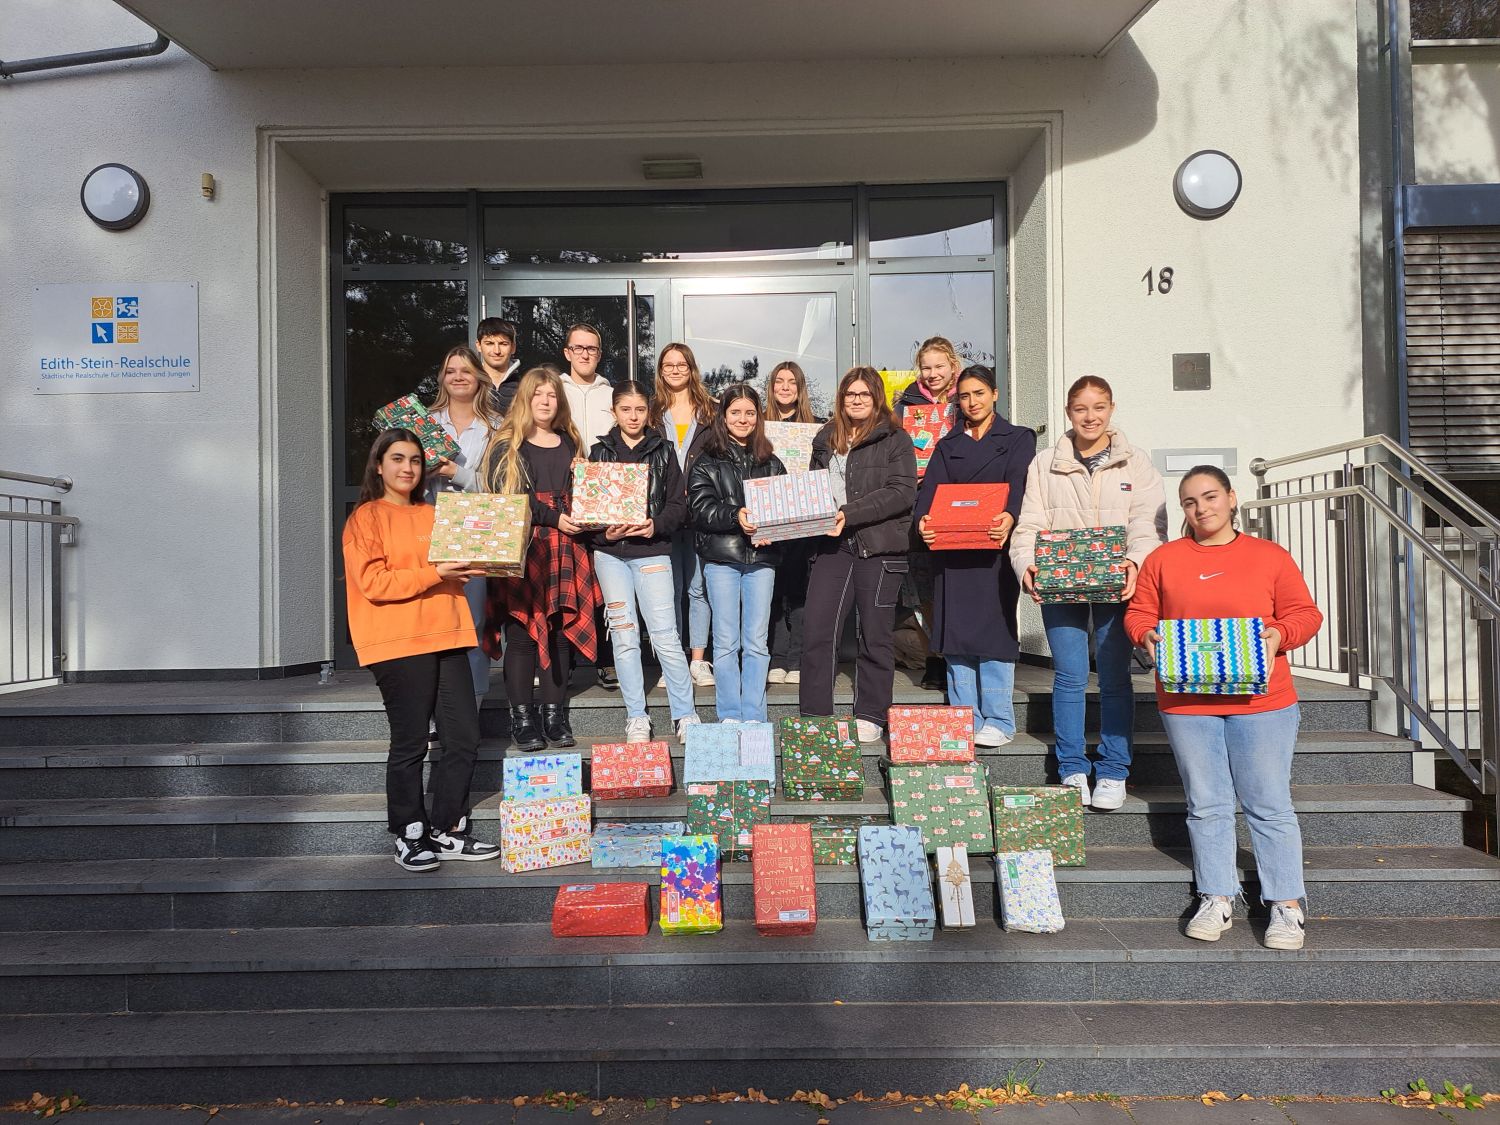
[114,0,1159,69]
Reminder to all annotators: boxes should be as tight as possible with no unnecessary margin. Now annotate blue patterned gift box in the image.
[683,723,776,784]
[1156,617,1270,695]
[590,820,685,869]
[856,824,936,942]
[502,753,584,801]
[995,849,1066,934]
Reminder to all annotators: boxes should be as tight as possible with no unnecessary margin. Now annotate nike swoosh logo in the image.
[1198,572,1223,580]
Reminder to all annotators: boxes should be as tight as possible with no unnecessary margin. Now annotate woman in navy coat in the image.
[913,366,1036,746]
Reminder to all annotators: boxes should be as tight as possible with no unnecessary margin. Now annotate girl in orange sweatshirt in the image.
[1125,465,1324,950]
[342,428,499,871]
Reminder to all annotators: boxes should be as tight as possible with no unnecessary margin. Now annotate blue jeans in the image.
[1043,601,1134,782]
[946,657,1016,735]
[594,552,697,723]
[462,575,490,698]
[703,561,775,722]
[671,530,711,651]
[1160,704,1305,903]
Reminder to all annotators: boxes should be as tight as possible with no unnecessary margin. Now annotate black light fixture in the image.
[80,163,150,230]
[1173,150,1242,220]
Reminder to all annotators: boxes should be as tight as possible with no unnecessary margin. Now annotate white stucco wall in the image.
[1413,51,1500,184]
[0,0,1371,672]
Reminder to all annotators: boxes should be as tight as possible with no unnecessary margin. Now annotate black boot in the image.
[509,705,546,752]
[541,703,576,747]
[921,656,947,692]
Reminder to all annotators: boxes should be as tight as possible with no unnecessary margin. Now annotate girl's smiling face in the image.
[956,374,997,425]
[1067,385,1114,445]
[378,440,423,499]
[613,393,649,438]
[1180,471,1238,541]
[725,397,758,441]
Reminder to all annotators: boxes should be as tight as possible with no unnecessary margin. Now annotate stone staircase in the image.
[0,668,1497,1103]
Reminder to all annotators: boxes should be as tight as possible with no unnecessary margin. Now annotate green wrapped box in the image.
[1033,527,1129,605]
[779,716,865,802]
[685,780,772,861]
[789,814,887,865]
[991,785,1086,867]
[888,762,994,855]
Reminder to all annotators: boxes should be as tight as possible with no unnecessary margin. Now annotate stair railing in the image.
[1244,436,1499,796]
[0,470,79,689]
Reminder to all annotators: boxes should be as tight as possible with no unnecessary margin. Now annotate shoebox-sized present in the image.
[763,421,823,474]
[888,761,994,855]
[935,844,976,929]
[660,834,723,935]
[751,823,817,936]
[790,814,886,865]
[926,483,1011,551]
[902,403,953,479]
[991,785,1086,868]
[590,820,684,869]
[551,882,651,937]
[570,462,649,527]
[738,722,776,779]
[373,392,426,432]
[685,780,773,861]
[779,716,864,801]
[857,824,936,941]
[995,849,1065,934]
[590,742,674,800]
[499,794,592,873]
[1156,617,1270,695]
[886,705,974,763]
[372,394,462,469]
[743,470,839,543]
[1033,526,1129,605]
[428,492,532,578]
[503,753,583,802]
[683,723,776,784]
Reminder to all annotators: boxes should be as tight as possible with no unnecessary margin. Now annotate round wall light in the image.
[80,163,150,231]
[1173,150,1241,219]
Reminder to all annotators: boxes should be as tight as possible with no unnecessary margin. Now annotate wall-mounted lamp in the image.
[1173,150,1241,219]
[642,156,703,181]
[80,163,150,230]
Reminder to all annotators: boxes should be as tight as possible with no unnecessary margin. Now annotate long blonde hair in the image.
[429,346,495,430]
[764,361,816,424]
[916,335,964,375]
[482,367,582,493]
[650,343,715,429]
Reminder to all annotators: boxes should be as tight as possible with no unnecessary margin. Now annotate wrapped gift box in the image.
[591,742,674,800]
[995,849,1066,934]
[428,493,532,578]
[743,470,839,543]
[927,483,1011,551]
[790,814,886,865]
[888,761,994,855]
[991,785,1086,868]
[1034,527,1130,604]
[551,882,651,937]
[751,823,817,935]
[935,844,977,929]
[502,753,583,802]
[1156,616,1270,695]
[763,421,823,474]
[902,403,953,479]
[857,824,936,941]
[660,834,723,935]
[886,705,974,763]
[685,780,772,861]
[372,394,462,468]
[500,794,592,872]
[570,462,649,527]
[683,723,776,784]
[738,722,776,779]
[779,716,864,801]
[372,392,426,432]
[590,820,685,869]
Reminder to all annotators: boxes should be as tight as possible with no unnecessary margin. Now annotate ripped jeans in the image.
[593,551,698,723]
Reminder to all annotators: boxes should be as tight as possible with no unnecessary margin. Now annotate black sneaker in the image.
[431,817,500,862]
[598,665,619,690]
[394,823,440,872]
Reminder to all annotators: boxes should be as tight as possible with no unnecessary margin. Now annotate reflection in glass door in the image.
[481,280,661,391]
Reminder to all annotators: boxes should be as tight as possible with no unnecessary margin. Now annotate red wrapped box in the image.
[591,742,674,800]
[751,823,817,936]
[887,705,975,763]
[927,483,1011,550]
[551,882,651,937]
[903,404,953,479]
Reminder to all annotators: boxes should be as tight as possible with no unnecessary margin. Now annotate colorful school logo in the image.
[90,295,139,344]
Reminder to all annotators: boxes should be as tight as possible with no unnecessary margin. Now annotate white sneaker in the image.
[1092,777,1127,811]
[1185,895,1234,941]
[1264,903,1306,950]
[675,714,702,740]
[625,716,653,743]
[768,668,787,684]
[1060,772,1092,807]
[974,726,1013,748]
[784,670,800,684]
[856,719,883,744]
[393,822,439,872]
[690,660,715,687]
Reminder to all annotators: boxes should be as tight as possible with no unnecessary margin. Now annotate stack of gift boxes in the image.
[372,393,463,468]
[683,722,775,861]
[743,470,840,542]
[926,483,1011,550]
[1033,526,1130,604]
[500,753,592,873]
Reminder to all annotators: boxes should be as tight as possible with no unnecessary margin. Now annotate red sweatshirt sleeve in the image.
[1124,551,1164,646]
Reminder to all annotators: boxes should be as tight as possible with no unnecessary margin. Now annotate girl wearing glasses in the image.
[687,384,787,722]
[764,361,823,687]
[799,366,918,743]
[914,365,1036,747]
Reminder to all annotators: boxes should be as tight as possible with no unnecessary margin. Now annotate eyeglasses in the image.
[842,390,875,402]
[566,344,601,356]
[661,362,691,372]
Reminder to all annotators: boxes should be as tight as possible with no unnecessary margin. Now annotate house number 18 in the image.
[1142,267,1175,295]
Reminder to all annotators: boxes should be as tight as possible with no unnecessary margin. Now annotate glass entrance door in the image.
[480,279,663,389]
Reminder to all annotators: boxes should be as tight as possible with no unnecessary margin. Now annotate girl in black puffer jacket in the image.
[687,384,786,723]
[800,366,918,741]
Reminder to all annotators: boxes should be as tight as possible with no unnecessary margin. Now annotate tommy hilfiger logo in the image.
[1120,482,1132,491]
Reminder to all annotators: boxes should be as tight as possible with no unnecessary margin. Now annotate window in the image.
[869,196,995,258]
[867,273,998,376]
[1411,0,1500,40]
[343,205,468,266]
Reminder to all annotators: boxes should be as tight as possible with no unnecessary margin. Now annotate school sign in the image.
[31,282,199,394]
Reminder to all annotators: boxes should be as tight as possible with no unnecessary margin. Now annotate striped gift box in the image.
[1156,617,1270,695]
[743,470,839,542]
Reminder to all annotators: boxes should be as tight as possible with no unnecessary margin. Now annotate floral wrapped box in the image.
[590,820,685,869]
[927,483,1011,551]
[570,462,649,527]
[683,723,776,784]
[685,779,773,861]
[779,715,864,801]
[743,470,839,542]
[902,403,952,479]
[857,824,936,941]
[886,705,974,763]
[751,822,817,936]
[1156,616,1270,695]
[551,882,651,937]
[590,742,674,800]
[763,421,822,474]
[1033,527,1129,604]
[502,753,583,802]
[499,794,592,873]
[428,493,531,578]
[660,834,723,935]
[995,848,1066,934]
[888,761,994,855]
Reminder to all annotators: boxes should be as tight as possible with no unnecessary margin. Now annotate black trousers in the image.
[770,541,810,671]
[798,543,905,726]
[370,648,481,834]
[504,616,570,705]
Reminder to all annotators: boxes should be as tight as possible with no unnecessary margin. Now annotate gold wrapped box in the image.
[428,492,532,577]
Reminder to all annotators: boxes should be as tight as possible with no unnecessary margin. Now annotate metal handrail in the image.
[0,470,72,493]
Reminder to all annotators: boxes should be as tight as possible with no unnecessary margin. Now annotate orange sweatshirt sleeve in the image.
[1265,549,1324,652]
[342,513,445,605]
